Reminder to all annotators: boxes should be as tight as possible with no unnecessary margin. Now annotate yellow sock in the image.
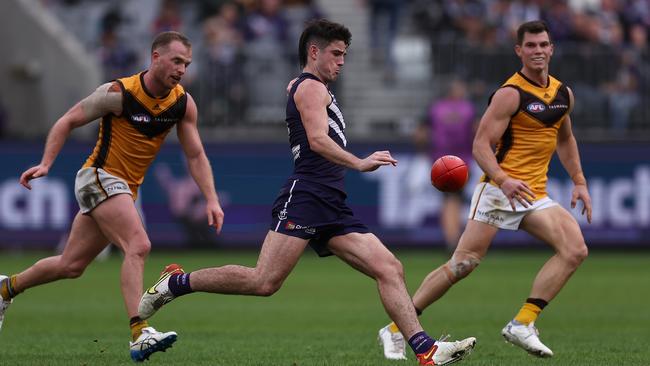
[514,302,542,325]
[1,275,19,300]
[130,319,149,341]
[388,322,400,333]
[0,280,8,300]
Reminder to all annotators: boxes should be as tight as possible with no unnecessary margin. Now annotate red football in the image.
[430,155,469,192]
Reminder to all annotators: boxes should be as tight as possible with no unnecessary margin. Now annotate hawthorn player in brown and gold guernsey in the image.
[0,31,224,362]
[378,20,593,361]
[84,72,187,198]
[482,71,571,199]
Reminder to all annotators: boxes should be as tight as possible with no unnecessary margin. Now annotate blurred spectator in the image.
[152,0,183,34]
[417,79,475,250]
[502,0,542,39]
[201,1,247,125]
[242,0,292,123]
[284,0,323,63]
[605,48,642,134]
[97,9,139,81]
[366,0,404,83]
[243,0,289,46]
[541,2,576,43]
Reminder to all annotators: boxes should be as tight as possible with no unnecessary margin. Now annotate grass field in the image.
[0,249,648,365]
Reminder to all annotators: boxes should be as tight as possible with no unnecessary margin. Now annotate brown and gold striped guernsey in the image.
[482,72,570,199]
[83,72,187,199]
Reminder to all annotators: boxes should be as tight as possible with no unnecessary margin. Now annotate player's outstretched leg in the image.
[378,324,407,360]
[139,264,185,319]
[416,336,477,366]
[0,275,14,332]
[501,320,553,357]
[129,326,178,362]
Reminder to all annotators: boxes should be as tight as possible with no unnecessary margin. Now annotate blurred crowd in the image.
[34,0,650,137]
[40,0,324,127]
[409,0,649,135]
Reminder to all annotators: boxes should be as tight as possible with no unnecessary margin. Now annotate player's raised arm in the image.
[176,92,224,233]
[295,79,397,172]
[473,87,535,209]
[20,82,122,189]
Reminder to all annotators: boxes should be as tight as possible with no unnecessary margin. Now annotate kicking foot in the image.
[417,336,477,365]
[138,264,184,320]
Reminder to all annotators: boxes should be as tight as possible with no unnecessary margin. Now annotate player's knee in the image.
[562,242,588,268]
[374,254,403,282]
[386,256,404,279]
[443,252,481,284]
[126,239,151,259]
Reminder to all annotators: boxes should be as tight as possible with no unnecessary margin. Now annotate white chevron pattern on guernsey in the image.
[328,117,347,146]
[328,98,346,129]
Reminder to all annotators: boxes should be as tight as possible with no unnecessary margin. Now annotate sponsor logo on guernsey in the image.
[548,104,568,110]
[278,209,287,220]
[292,144,301,161]
[527,102,546,113]
[132,114,151,123]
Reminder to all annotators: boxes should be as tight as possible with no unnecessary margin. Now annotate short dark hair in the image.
[298,19,351,68]
[151,31,191,54]
[516,20,551,45]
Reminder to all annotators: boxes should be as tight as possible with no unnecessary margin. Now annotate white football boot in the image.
[0,275,13,332]
[501,320,553,357]
[417,336,477,365]
[378,324,407,360]
[129,326,177,362]
[138,264,183,320]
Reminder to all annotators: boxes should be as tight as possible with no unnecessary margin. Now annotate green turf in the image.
[0,249,648,365]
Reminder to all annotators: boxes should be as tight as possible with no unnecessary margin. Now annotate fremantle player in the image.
[139,19,476,365]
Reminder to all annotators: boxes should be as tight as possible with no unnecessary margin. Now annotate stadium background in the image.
[0,1,649,365]
[1,0,649,250]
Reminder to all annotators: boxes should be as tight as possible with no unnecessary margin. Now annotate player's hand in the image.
[206,200,225,234]
[19,165,49,190]
[571,184,592,224]
[499,177,535,211]
[358,151,398,172]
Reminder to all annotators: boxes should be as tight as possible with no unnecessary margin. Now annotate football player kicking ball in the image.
[379,20,592,360]
[139,19,476,365]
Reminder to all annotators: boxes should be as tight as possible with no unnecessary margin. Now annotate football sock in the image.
[513,297,548,325]
[168,273,193,297]
[388,322,400,333]
[130,316,149,341]
[408,331,436,355]
[0,275,21,300]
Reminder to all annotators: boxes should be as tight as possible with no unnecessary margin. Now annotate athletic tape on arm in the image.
[80,82,122,121]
